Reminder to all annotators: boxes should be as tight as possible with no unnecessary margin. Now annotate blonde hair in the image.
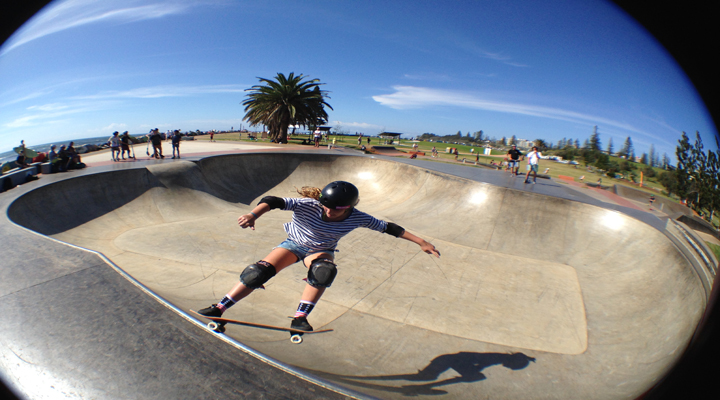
[295,186,321,200]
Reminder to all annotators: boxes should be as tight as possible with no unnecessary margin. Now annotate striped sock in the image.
[216,295,236,313]
[294,301,316,318]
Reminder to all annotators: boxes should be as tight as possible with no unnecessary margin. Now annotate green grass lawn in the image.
[199,132,690,208]
[707,242,720,261]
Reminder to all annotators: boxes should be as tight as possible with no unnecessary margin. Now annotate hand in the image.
[420,241,440,257]
[238,213,257,230]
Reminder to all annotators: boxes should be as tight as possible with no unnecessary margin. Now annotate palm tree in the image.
[242,73,333,143]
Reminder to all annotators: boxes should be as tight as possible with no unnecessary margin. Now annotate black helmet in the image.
[319,181,359,209]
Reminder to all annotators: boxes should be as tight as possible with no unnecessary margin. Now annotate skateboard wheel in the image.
[208,322,224,333]
[290,334,303,344]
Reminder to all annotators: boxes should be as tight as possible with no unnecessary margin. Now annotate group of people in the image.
[47,142,84,172]
[108,131,135,161]
[107,129,184,161]
[505,144,543,184]
[145,128,183,159]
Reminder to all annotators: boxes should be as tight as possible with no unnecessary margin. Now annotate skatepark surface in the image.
[0,146,717,399]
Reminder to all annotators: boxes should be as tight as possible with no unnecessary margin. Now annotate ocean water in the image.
[1,135,145,165]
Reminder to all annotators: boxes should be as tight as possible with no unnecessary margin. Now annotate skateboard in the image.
[189,310,333,344]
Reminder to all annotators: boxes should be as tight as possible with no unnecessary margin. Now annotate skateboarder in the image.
[198,181,440,332]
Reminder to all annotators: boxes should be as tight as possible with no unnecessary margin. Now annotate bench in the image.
[41,162,54,175]
[0,167,37,193]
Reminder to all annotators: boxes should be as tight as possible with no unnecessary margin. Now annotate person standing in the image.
[506,145,523,176]
[120,131,134,159]
[524,146,542,184]
[149,129,164,159]
[109,131,121,161]
[171,130,182,159]
[313,129,322,148]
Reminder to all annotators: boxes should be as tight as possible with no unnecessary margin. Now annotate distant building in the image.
[378,132,403,140]
[378,132,402,144]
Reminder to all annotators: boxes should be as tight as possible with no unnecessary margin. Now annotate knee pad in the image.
[240,261,276,289]
[307,259,337,288]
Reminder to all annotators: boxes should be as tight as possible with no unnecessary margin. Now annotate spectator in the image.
[48,145,60,172]
[506,145,524,176]
[64,142,85,169]
[524,146,542,184]
[109,131,121,161]
[172,130,182,159]
[313,129,321,148]
[57,145,70,171]
[48,145,58,162]
[16,152,29,169]
[148,129,165,159]
[120,131,134,159]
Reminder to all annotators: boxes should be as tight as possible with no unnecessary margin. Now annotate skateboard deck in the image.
[189,310,332,344]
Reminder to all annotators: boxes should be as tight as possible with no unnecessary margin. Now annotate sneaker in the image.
[291,316,313,332]
[197,304,223,317]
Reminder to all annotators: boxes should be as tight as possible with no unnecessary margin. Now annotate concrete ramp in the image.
[6,153,710,399]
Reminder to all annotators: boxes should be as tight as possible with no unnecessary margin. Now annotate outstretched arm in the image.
[400,230,441,257]
[237,203,271,230]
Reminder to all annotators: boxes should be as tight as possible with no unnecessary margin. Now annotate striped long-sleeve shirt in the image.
[282,197,387,251]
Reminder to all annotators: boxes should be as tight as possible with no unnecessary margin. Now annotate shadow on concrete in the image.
[7,169,161,235]
[309,352,536,396]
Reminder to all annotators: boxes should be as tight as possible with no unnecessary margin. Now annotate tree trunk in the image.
[278,124,289,144]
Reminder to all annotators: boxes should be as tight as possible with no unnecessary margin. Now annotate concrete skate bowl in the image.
[7,153,708,399]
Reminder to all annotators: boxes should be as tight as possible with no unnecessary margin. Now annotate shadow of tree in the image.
[308,351,536,397]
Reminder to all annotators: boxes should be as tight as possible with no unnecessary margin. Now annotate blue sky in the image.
[0,0,717,159]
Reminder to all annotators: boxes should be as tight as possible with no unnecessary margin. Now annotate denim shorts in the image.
[275,239,335,262]
[527,164,539,172]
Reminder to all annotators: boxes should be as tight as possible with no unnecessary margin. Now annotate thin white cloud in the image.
[72,84,247,100]
[101,122,128,131]
[452,39,528,68]
[331,121,382,130]
[373,85,655,138]
[1,0,204,55]
[4,100,106,128]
